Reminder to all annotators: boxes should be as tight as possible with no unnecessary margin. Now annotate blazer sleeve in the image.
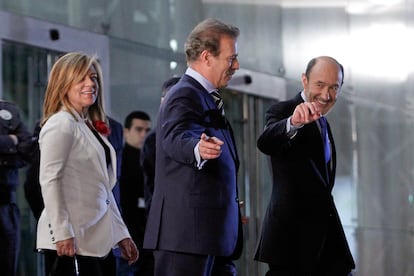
[257,103,296,155]
[39,117,75,242]
[108,188,131,246]
[160,88,205,165]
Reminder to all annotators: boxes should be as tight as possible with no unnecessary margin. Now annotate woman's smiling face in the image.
[67,65,99,115]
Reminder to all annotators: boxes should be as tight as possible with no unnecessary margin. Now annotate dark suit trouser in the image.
[154,250,237,276]
[266,266,352,276]
[0,203,20,276]
[99,250,116,276]
[266,218,353,276]
[211,256,237,276]
[117,248,154,276]
[311,222,353,276]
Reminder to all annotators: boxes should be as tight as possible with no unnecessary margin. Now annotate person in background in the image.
[143,18,243,276]
[36,52,138,276]
[107,116,124,212]
[24,122,42,221]
[118,110,153,276]
[0,99,33,276]
[254,56,355,276]
[141,76,180,214]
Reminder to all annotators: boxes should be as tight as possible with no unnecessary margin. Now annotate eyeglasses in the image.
[226,54,239,67]
[210,51,239,67]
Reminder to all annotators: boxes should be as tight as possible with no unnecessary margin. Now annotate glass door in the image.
[2,40,63,129]
[2,40,63,276]
[221,88,278,276]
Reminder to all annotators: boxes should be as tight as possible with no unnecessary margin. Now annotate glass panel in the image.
[109,37,185,122]
[2,40,63,129]
[221,89,280,276]
[0,0,284,76]
[2,40,63,275]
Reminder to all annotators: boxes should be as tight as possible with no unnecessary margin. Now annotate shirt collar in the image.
[300,90,307,102]
[185,67,216,94]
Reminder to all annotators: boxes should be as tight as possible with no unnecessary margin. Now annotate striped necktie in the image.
[211,90,225,116]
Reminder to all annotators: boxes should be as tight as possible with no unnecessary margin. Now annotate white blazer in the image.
[37,109,130,257]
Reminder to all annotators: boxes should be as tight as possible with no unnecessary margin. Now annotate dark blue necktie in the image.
[211,90,225,116]
[318,116,331,163]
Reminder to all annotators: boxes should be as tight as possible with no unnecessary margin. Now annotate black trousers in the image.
[44,250,105,276]
[0,203,20,276]
[266,234,353,276]
[99,250,116,276]
[266,265,352,276]
[153,250,237,276]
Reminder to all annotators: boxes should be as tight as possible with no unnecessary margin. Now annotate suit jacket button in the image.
[106,199,110,205]
[50,230,53,234]
[48,224,51,228]
[51,237,55,242]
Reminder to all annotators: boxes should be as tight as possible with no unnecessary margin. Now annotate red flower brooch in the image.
[92,120,111,137]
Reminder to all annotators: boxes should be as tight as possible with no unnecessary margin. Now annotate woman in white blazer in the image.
[37,52,138,275]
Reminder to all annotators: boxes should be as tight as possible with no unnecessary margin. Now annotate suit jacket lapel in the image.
[223,121,239,170]
[327,122,336,190]
[309,159,329,187]
[288,93,335,189]
[204,89,239,168]
[314,118,336,189]
[183,75,239,169]
[306,121,329,187]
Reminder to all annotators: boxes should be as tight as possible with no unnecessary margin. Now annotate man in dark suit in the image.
[141,76,180,215]
[143,18,243,276]
[254,56,355,276]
